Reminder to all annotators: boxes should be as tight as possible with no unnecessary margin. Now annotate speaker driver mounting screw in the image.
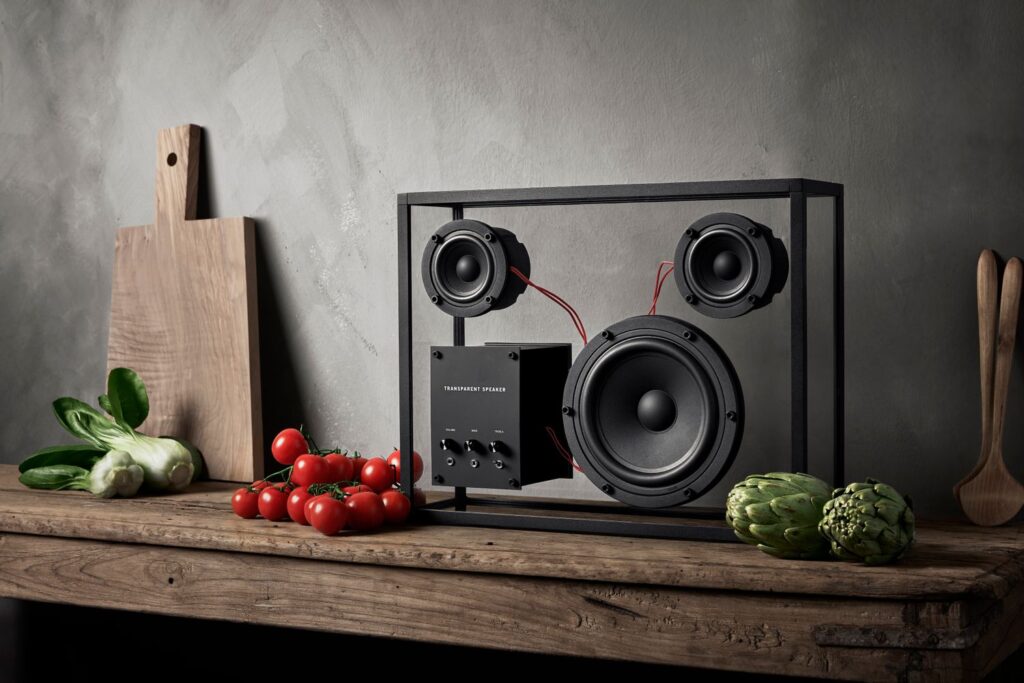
[601,484,615,495]
[484,295,494,304]
[747,295,758,304]
[562,406,574,416]
[682,330,694,341]
[746,226,758,237]
[726,410,737,421]
[685,294,696,304]
[430,295,440,304]
[683,488,694,498]
[601,330,614,340]
[483,232,494,242]
[684,228,696,238]
[430,233,442,243]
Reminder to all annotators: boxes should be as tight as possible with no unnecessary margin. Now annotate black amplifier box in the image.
[429,342,573,490]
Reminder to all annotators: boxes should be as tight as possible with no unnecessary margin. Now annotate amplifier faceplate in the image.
[430,343,572,490]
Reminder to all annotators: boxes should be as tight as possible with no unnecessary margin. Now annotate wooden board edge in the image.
[242,216,263,480]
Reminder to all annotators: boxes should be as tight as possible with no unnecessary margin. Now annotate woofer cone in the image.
[421,219,530,317]
[563,315,743,508]
[674,213,788,318]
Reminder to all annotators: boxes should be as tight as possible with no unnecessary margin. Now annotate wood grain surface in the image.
[0,465,1022,680]
[107,125,262,481]
[0,533,997,681]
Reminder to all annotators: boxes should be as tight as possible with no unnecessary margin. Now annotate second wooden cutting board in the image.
[107,124,262,482]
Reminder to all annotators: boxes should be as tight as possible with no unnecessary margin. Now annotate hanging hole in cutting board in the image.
[166,152,177,166]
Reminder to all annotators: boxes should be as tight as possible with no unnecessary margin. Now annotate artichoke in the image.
[725,472,833,559]
[818,479,915,565]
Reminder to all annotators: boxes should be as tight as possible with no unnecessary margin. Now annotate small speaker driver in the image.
[674,213,788,318]
[422,219,530,317]
[562,315,743,508]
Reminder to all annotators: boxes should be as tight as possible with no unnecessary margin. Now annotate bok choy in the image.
[19,368,202,497]
[19,450,143,498]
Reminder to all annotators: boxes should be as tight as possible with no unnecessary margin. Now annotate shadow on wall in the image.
[255,221,306,473]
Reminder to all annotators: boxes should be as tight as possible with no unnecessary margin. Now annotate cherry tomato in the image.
[325,453,354,483]
[308,496,349,536]
[386,449,423,484]
[380,490,411,524]
[287,486,315,524]
[343,484,374,495]
[292,454,331,487]
[271,428,308,466]
[257,485,290,521]
[345,491,385,531]
[360,458,396,492]
[231,488,260,518]
[349,453,368,479]
[305,494,325,523]
[250,480,270,492]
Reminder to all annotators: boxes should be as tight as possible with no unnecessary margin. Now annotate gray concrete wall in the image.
[2,0,1023,517]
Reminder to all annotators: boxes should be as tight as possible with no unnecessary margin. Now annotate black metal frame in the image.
[397,179,844,541]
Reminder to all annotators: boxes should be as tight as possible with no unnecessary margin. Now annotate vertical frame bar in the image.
[451,204,467,510]
[452,205,466,347]
[790,191,808,473]
[833,190,845,487]
[398,199,415,502]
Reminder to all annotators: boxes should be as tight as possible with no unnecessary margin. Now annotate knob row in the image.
[440,438,506,454]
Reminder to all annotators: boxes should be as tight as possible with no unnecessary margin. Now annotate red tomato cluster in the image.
[230,427,424,536]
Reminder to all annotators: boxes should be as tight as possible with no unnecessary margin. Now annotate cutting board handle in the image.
[155,124,201,225]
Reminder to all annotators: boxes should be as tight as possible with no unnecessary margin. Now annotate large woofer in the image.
[562,315,742,508]
[421,219,530,317]
[674,213,788,318]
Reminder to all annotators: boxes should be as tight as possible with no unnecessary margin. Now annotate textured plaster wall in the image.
[2,0,1024,517]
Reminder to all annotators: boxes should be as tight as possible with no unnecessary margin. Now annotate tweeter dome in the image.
[421,219,530,317]
[674,212,788,318]
[562,315,743,508]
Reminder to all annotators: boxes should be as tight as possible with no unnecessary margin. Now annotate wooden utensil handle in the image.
[155,125,200,226]
[978,250,999,463]
[991,257,1022,455]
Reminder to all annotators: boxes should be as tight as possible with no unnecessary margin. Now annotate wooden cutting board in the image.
[107,124,262,482]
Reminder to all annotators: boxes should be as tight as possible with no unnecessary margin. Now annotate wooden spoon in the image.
[953,249,999,504]
[959,256,1024,525]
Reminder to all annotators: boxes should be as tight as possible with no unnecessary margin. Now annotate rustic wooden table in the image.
[0,464,1020,681]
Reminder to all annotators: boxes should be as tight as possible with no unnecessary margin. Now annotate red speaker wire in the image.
[509,266,588,345]
[545,426,584,473]
[648,260,675,315]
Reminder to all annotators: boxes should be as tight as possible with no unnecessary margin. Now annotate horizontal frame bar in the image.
[420,495,726,519]
[401,178,842,208]
[415,506,738,542]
